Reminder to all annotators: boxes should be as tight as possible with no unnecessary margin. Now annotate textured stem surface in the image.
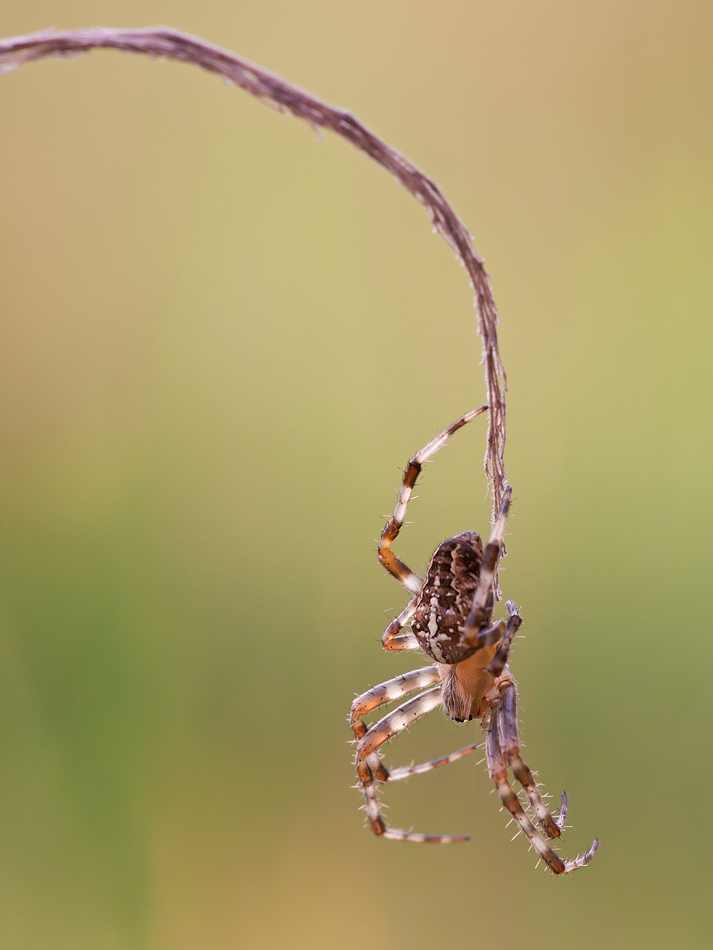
[0,25,509,563]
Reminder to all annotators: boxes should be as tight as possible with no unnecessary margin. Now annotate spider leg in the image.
[495,679,564,838]
[463,485,512,640]
[350,666,440,739]
[381,597,424,652]
[486,702,565,872]
[487,681,599,873]
[451,599,520,673]
[486,600,523,676]
[378,405,488,595]
[352,669,477,808]
[355,685,471,842]
[380,743,479,781]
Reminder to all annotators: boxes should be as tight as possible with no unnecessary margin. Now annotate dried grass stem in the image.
[0,26,508,545]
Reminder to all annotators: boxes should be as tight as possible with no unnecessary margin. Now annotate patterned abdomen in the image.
[411,532,491,664]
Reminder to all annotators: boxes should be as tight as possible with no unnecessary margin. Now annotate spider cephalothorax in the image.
[349,407,598,873]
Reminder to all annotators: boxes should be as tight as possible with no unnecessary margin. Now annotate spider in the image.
[350,406,599,874]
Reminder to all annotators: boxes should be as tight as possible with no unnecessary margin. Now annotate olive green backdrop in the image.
[1,2,712,948]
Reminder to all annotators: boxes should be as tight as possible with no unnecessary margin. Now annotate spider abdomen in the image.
[411,531,491,664]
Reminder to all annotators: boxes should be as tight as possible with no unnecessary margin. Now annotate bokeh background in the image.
[2,2,712,948]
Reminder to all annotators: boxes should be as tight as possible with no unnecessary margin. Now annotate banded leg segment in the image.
[486,687,599,873]
[384,743,479,781]
[350,666,440,739]
[464,486,512,639]
[495,680,563,838]
[381,598,421,652]
[486,600,523,677]
[355,685,471,843]
[456,601,521,678]
[378,405,488,594]
[486,707,565,873]
[353,670,478,782]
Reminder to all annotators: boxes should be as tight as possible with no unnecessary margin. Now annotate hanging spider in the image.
[350,406,598,873]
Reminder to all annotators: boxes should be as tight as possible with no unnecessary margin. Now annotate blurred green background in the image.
[1,2,712,948]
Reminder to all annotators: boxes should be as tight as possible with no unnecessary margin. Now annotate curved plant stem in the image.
[0,25,509,573]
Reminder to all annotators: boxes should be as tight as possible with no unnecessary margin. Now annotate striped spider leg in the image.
[485,673,600,873]
[350,667,479,843]
[376,405,488,598]
[350,407,599,873]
